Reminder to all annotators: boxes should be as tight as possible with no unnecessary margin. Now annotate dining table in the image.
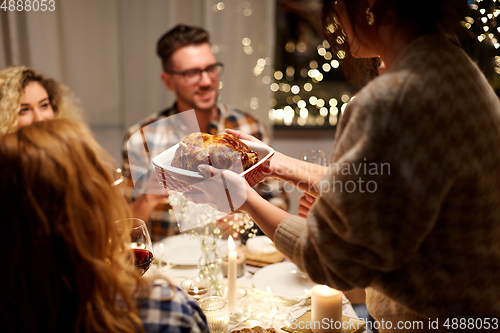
[146,234,367,333]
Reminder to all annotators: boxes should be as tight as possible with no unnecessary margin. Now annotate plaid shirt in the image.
[122,103,289,241]
[137,279,209,333]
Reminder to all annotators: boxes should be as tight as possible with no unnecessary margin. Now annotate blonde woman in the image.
[0,119,208,333]
[0,66,81,134]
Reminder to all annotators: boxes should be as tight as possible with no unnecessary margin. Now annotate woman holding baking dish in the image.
[184,0,500,331]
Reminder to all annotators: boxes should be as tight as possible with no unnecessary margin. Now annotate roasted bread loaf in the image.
[171,132,259,173]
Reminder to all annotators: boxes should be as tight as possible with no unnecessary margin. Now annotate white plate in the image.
[252,262,316,299]
[153,234,201,266]
[152,139,274,182]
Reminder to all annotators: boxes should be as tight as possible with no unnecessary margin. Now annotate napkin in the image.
[289,297,311,319]
[281,311,366,333]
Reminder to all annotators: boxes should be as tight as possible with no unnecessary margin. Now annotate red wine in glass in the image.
[117,218,154,276]
[133,248,154,275]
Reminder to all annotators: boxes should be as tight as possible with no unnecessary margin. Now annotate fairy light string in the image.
[212,0,499,127]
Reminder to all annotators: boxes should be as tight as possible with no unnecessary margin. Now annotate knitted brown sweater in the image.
[274,33,500,329]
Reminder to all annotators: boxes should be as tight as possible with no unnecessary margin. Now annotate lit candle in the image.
[221,244,245,278]
[311,285,342,333]
[181,277,210,300]
[227,236,237,311]
[187,285,208,300]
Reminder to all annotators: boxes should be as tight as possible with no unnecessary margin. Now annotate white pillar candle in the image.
[226,236,237,311]
[221,244,245,278]
[311,285,342,333]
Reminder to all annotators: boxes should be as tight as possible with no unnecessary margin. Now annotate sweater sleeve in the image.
[274,72,458,291]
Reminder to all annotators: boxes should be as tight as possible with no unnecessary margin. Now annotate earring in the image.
[366,7,375,25]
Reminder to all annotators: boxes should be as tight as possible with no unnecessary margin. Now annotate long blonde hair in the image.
[0,119,149,333]
[0,66,81,135]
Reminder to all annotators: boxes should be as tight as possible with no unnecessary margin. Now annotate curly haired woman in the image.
[0,119,208,333]
[0,66,81,134]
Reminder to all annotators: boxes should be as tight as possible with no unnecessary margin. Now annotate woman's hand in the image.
[225,129,265,145]
[225,128,289,180]
[298,192,316,218]
[183,163,292,242]
[182,165,255,214]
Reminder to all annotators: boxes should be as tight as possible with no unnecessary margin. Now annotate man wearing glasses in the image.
[122,24,288,241]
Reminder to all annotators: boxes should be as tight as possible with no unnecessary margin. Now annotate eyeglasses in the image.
[166,63,224,84]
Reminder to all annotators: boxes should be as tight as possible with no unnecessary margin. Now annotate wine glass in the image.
[298,150,329,218]
[126,218,154,276]
[299,149,329,166]
[110,167,125,192]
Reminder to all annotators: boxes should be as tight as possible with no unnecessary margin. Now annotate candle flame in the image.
[313,284,341,296]
[194,286,199,293]
[228,235,235,251]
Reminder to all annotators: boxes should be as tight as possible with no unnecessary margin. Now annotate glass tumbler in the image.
[198,296,230,333]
